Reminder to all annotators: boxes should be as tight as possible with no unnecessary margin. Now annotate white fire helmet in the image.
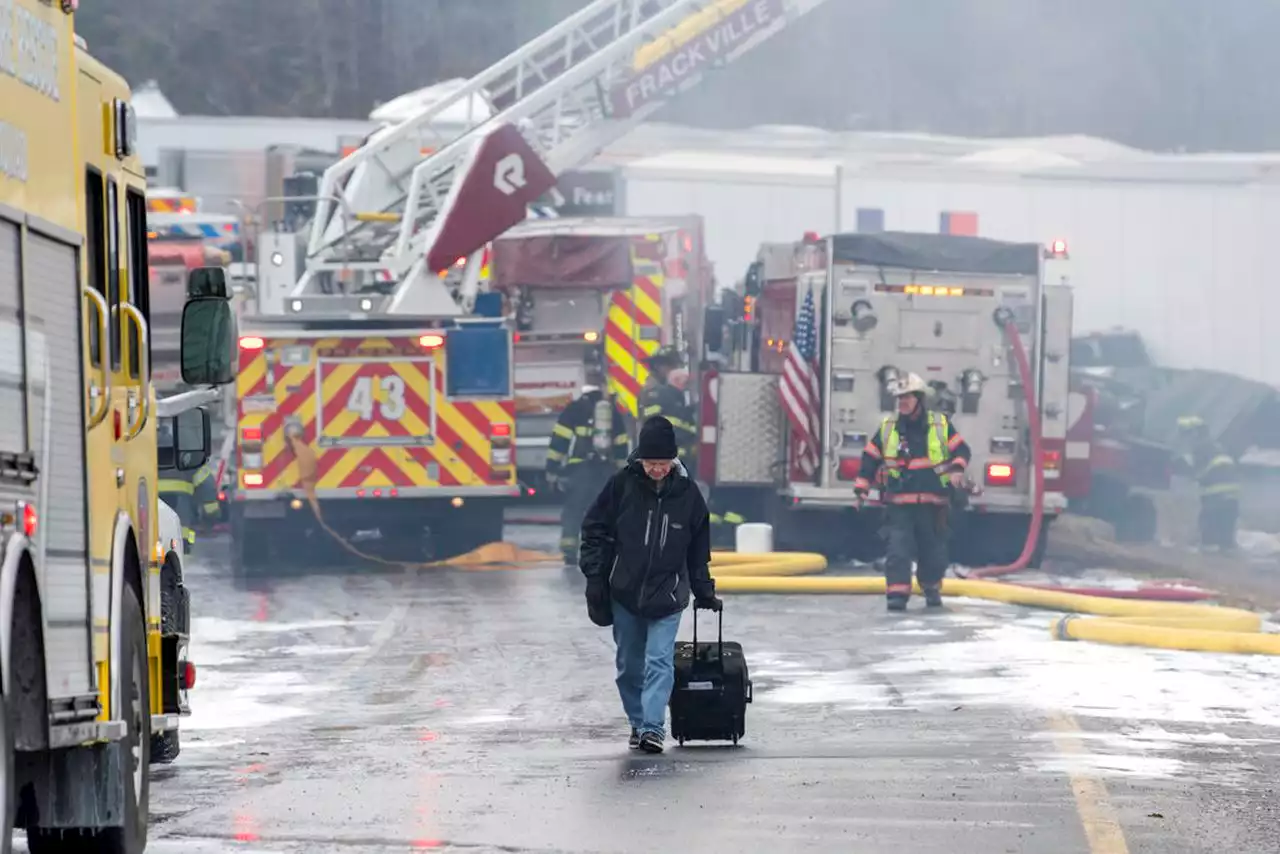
[889,372,928,397]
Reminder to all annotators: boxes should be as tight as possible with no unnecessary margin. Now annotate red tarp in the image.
[491,234,633,290]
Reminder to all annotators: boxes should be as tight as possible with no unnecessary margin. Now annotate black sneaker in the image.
[638,731,664,754]
[886,595,908,612]
[628,729,641,750]
[924,587,943,608]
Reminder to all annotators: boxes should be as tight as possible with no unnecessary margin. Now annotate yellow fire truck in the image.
[0,3,236,851]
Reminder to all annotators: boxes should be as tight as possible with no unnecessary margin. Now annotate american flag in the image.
[779,286,821,476]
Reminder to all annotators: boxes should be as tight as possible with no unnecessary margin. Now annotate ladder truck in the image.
[238,0,834,568]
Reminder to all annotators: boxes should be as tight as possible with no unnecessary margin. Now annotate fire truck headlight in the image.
[270,251,285,266]
[851,299,878,333]
[290,300,303,312]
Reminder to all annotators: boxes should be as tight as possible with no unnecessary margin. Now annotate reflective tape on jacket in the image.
[880,412,950,487]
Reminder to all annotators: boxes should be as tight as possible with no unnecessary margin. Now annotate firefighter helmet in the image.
[889,372,928,397]
[646,346,683,369]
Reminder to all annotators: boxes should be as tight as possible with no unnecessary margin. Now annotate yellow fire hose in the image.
[283,434,1276,654]
[710,557,1280,656]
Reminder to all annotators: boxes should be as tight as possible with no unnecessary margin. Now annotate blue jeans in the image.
[611,605,683,737]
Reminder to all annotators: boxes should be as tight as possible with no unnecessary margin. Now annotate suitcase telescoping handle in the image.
[691,606,724,659]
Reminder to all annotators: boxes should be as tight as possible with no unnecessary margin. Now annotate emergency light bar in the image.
[874,284,995,297]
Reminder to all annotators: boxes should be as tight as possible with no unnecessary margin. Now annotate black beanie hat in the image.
[637,416,678,460]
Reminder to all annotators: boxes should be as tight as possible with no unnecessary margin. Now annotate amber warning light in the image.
[239,336,265,350]
[418,334,445,349]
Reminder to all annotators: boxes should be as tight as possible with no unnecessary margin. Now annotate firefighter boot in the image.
[886,584,911,611]
[923,585,943,608]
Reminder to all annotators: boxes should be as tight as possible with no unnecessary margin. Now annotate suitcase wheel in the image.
[731,733,739,745]
[678,737,685,747]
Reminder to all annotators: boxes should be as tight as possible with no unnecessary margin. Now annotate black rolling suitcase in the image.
[669,608,752,746]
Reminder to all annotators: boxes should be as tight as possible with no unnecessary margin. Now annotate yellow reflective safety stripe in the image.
[881,413,949,486]
[1203,483,1240,496]
[159,480,195,495]
[552,423,575,439]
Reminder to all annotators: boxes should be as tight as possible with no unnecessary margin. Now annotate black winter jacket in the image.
[579,452,714,619]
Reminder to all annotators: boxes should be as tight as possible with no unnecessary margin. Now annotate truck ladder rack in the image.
[299,0,833,314]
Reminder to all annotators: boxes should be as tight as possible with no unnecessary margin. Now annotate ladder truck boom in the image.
[296,0,832,316]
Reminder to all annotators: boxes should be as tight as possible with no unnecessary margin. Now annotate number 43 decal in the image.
[345,375,406,420]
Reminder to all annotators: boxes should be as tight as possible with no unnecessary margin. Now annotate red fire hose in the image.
[964,313,1045,580]
[960,313,1215,602]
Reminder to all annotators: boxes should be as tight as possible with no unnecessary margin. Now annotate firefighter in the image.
[546,369,630,564]
[1178,416,1240,551]
[158,460,218,553]
[853,372,972,611]
[639,346,697,462]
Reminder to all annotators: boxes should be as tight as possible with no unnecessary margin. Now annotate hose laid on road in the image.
[710,551,828,576]
[710,567,1280,656]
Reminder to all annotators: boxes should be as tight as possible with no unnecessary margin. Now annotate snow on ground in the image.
[756,601,1280,781]
[1236,529,1280,561]
[186,617,378,732]
[763,604,1280,726]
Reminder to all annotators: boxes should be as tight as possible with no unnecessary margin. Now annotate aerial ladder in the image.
[275,0,833,318]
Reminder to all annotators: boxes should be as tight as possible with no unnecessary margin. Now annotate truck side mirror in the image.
[703,304,725,354]
[187,266,230,299]
[159,407,211,471]
[180,297,237,386]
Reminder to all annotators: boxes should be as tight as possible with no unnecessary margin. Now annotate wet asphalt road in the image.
[50,516,1280,853]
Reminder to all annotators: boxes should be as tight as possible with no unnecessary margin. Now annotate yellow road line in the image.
[1048,712,1131,854]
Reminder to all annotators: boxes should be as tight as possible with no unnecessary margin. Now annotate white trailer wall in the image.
[623,150,1280,385]
[623,151,842,288]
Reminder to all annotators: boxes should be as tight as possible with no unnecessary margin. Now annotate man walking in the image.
[853,373,971,611]
[579,415,721,754]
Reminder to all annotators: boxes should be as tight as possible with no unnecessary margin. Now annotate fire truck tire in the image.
[0,688,12,854]
[28,587,150,854]
[1114,493,1157,544]
[151,730,180,765]
[230,509,271,578]
[453,506,506,556]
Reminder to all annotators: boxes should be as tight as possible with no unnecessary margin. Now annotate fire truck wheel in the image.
[0,688,12,854]
[151,729,180,764]
[230,510,271,578]
[28,587,150,854]
[160,557,188,636]
[451,506,506,557]
[105,584,151,853]
[1114,493,1157,544]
